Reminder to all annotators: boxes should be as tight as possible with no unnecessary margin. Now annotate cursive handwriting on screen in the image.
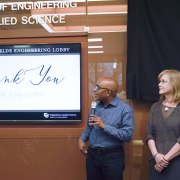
[0,65,65,85]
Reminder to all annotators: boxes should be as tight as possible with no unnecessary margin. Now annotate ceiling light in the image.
[88,46,103,48]
[88,51,104,53]
[88,38,102,42]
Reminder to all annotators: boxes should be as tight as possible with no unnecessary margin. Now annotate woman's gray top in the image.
[146,102,180,160]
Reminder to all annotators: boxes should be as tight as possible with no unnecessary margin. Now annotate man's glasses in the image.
[158,80,169,84]
[95,84,112,92]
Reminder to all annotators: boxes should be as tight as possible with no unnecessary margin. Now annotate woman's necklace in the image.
[163,101,180,112]
[163,101,171,112]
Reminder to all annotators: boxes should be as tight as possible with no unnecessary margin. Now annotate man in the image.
[78,77,134,180]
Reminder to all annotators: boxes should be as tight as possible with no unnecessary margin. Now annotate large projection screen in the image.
[0,43,81,123]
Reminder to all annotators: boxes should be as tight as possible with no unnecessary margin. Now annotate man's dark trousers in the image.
[86,146,125,180]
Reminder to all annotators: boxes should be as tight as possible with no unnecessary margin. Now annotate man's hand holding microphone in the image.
[89,102,105,129]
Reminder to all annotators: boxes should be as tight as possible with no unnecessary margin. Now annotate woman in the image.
[146,69,180,179]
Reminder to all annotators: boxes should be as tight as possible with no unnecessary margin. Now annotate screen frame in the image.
[0,41,83,124]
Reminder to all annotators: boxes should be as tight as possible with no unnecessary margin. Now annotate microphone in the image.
[90,102,97,128]
[91,102,97,115]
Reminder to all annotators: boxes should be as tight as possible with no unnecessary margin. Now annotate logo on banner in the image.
[44,113,49,118]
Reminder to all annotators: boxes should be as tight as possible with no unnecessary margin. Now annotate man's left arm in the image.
[104,108,134,142]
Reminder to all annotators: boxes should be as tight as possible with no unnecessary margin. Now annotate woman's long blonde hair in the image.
[158,69,180,102]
